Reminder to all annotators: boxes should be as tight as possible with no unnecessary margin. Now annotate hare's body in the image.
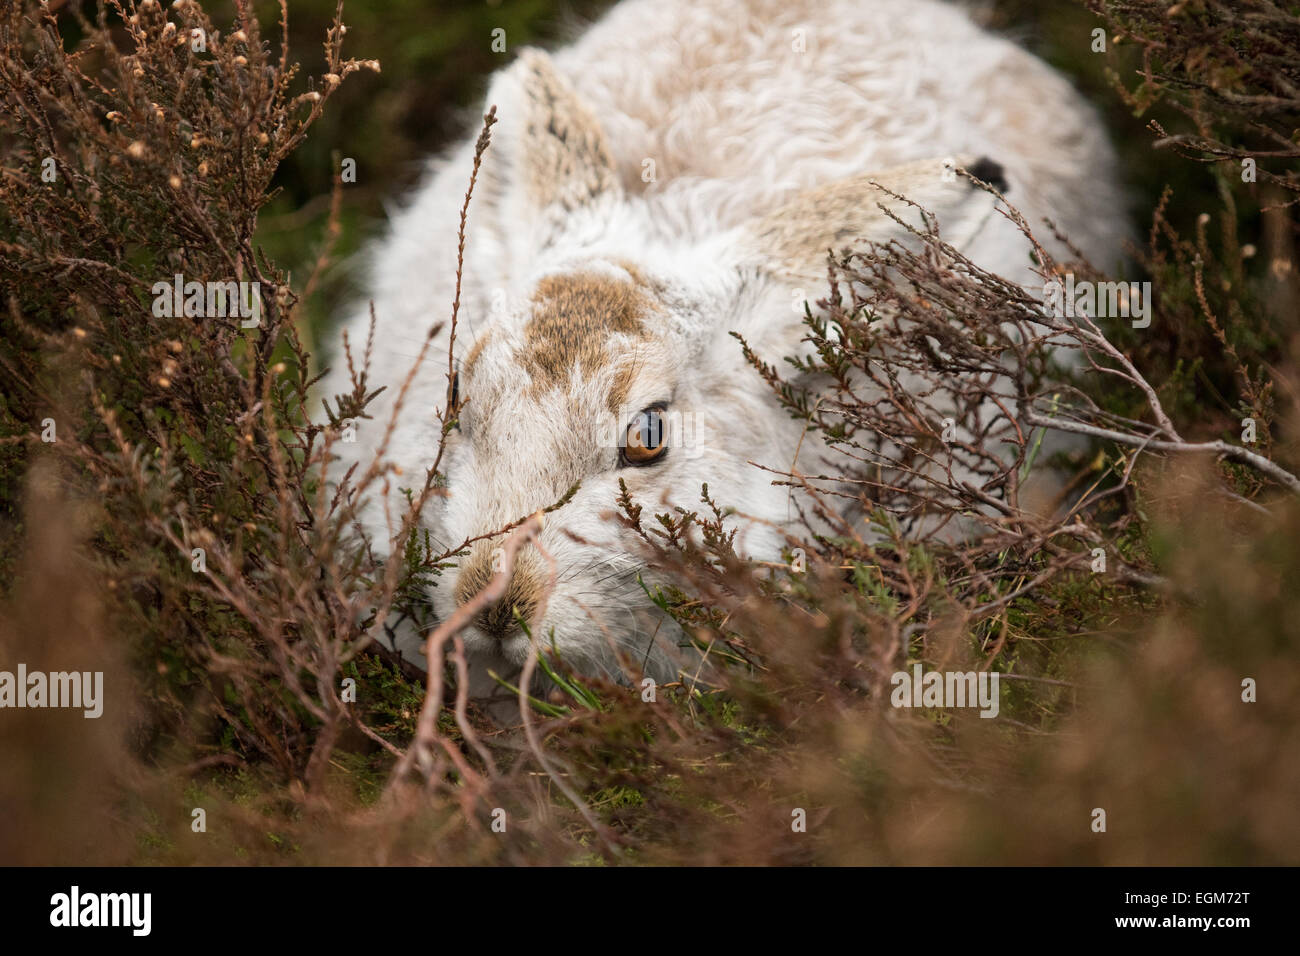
[327,0,1124,694]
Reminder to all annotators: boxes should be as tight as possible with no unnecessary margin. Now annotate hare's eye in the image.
[621,406,667,466]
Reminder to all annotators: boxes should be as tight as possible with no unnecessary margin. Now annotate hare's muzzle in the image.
[453,541,546,641]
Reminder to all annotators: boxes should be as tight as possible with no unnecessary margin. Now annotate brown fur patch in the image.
[607,363,639,416]
[614,260,648,287]
[523,273,649,393]
[454,542,545,639]
[462,331,492,380]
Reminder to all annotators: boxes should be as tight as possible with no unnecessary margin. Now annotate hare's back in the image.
[552,0,1123,262]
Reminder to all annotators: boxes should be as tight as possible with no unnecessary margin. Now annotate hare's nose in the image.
[474,594,532,640]
[453,544,544,641]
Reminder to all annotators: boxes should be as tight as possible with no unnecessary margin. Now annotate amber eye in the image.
[621,406,668,466]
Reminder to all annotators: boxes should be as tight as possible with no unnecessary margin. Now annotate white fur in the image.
[323,0,1125,694]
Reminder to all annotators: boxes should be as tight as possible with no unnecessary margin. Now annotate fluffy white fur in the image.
[323,0,1126,697]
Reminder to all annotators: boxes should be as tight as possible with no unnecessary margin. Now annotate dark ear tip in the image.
[968,157,1008,193]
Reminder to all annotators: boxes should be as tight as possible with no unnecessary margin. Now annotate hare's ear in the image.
[477,50,620,246]
[747,155,1007,282]
[733,156,1008,361]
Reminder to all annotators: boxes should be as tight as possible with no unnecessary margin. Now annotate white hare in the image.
[325,0,1125,696]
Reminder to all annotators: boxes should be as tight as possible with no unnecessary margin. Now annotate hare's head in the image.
[426,50,1009,689]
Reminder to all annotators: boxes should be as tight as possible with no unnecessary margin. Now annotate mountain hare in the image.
[326,0,1125,696]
